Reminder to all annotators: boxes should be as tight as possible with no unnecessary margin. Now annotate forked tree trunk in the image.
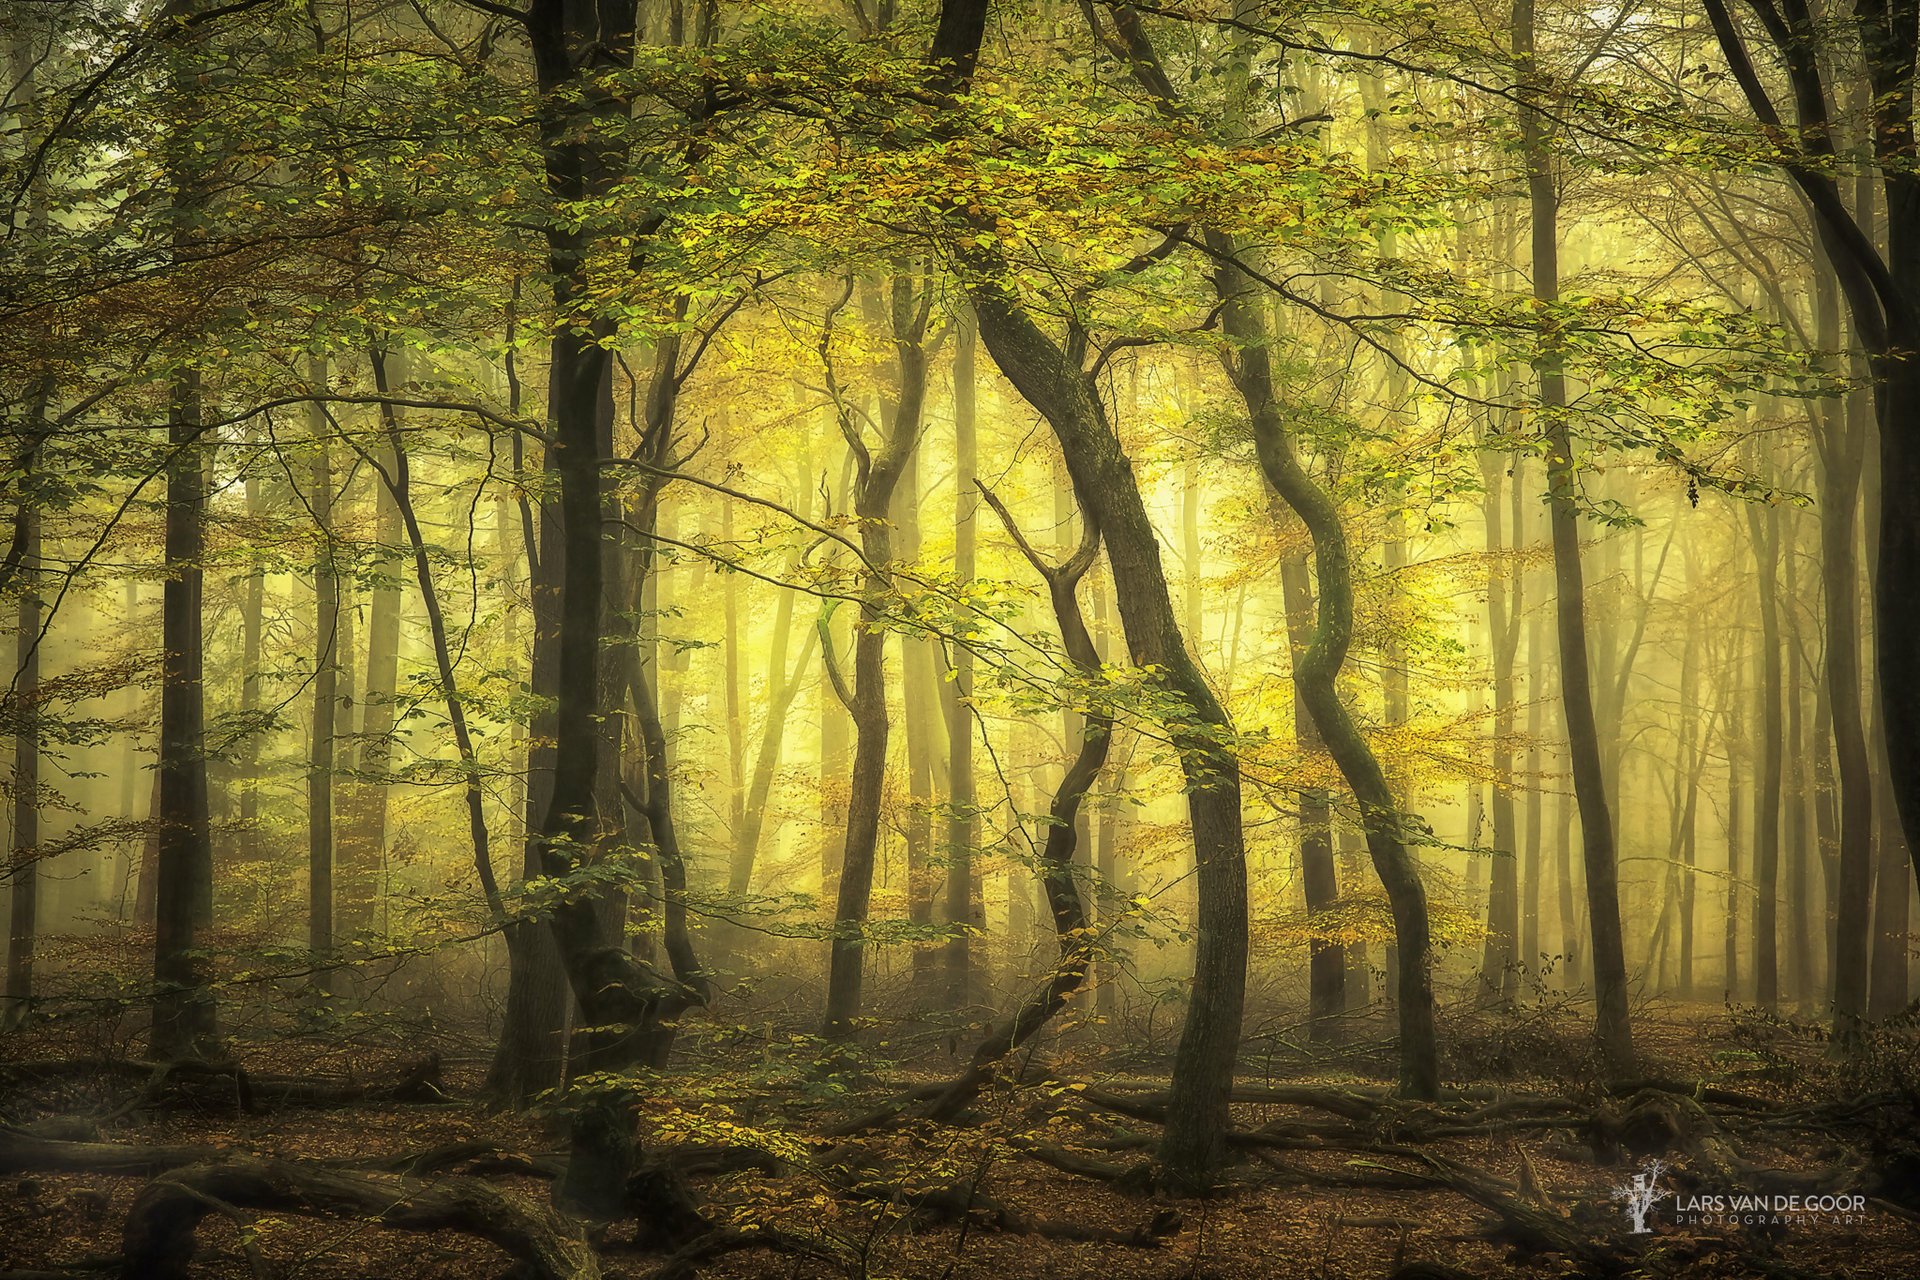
[822,275,931,1039]
[1209,236,1436,1099]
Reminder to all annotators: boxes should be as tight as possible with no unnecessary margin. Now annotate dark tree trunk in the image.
[822,276,931,1039]
[1279,548,1342,1039]
[963,275,1251,1182]
[306,367,337,995]
[524,0,703,1220]
[1210,235,1435,1100]
[343,349,406,940]
[152,369,216,1060]
[1517,0,1633,1074]
[486,322,569,1105]
[1745,496,1784,1011]
[5,501,38,1024]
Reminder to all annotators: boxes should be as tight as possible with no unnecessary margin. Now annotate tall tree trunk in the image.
[5,500,39,1025]
[1813,353,1874,1024]
[1746,497,1784,1011]
[896,446,940,988]
[822,276,931,1039]
[1481,446,1523,1002]
[152,367,216,1059]
[486,301,569,1105]
[237,471,263,864]
[150,0,217,1061]
[1279,545,1343,1038]
[961,271,1253,1182]
[522,1,704,1221]
[943,312,980,1007]
[1210,236,1436,1100]
[1516,0,1633,1074]
[345,347,406,942]
[1783,517,1814,1007]
[1522,600,1544,975]
[307,367,337,996]
[1726,623,1745,1002]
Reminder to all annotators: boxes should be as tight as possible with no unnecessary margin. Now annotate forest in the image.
[1,0,1919,1275]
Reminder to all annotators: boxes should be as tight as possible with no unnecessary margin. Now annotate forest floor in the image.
[2,997,1917,1280]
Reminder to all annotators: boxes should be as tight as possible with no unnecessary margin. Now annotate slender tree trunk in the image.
[1279,547,1342,1038]
[823,276,931,1039]
[896,446,940,988]
[1726,624,1745,1002]
[943,312,979,1007]
[1783,520,1814,1008]
[1517,0,1633,1074]
[307,367,337,996]
[237,473,263,864]
[1746,497,1784,1011]
[1481,448,1522,1002]
[5,502,39,1024]
[1210,238,1434,1101]
[964,273,1252,1184]
[1523,601,1544,974]
[344,348,406,941]
[486,308,569,1105]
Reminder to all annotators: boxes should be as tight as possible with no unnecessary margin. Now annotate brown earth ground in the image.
[1,998,1916,1280]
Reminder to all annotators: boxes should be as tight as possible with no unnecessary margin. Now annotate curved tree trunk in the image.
[1278,547,1343,1038]
[1209,233,1438,1100]
[962,280,1250,1185]
[918,486,1109,1120]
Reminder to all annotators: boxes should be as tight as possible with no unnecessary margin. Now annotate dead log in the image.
[2,1054,447,1114]
[119,1155,598,1280]
[0,1128,221,1176]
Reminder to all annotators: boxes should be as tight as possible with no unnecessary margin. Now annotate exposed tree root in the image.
[118,1155,599,1280]
[844,1177,1181,1246]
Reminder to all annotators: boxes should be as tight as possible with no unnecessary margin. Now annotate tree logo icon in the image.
[1610,1158,1671,1234]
